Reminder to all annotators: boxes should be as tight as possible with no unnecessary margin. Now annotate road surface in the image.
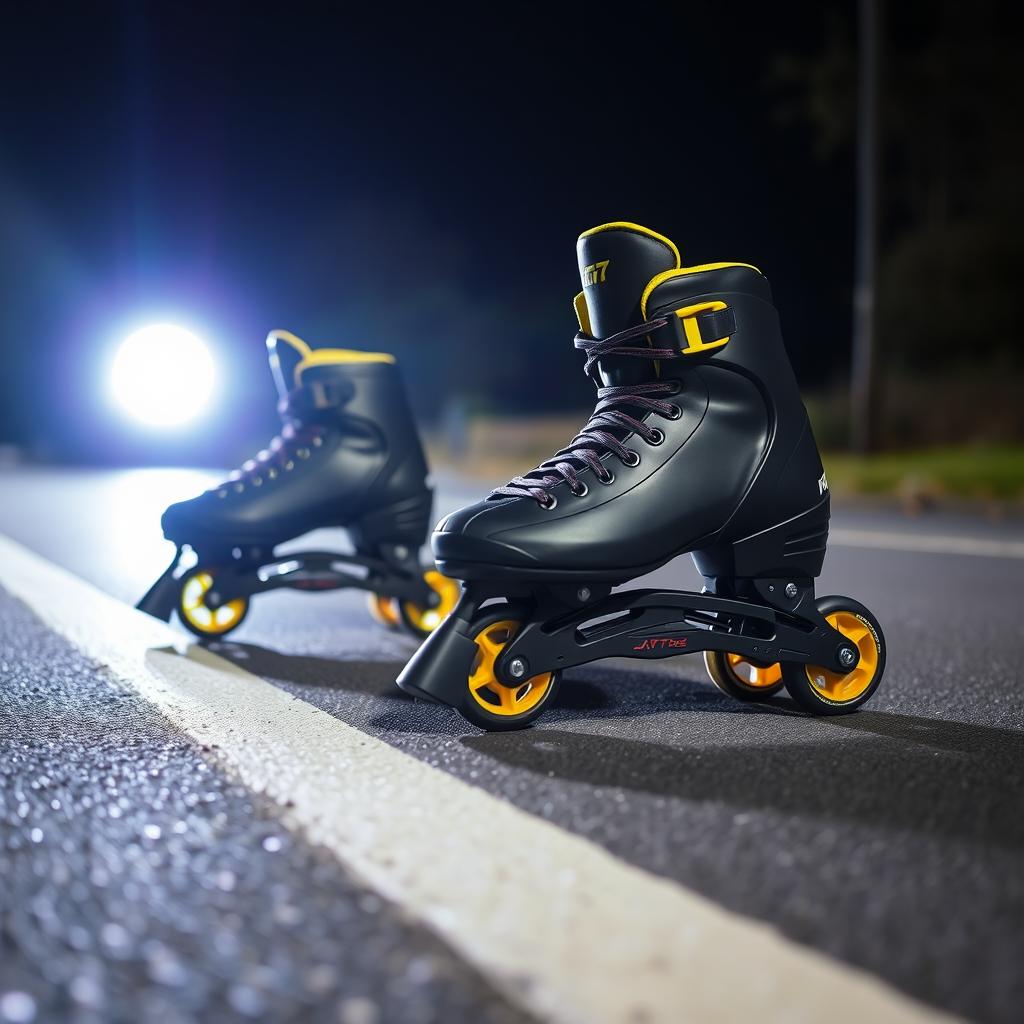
[1,466,1022,1024]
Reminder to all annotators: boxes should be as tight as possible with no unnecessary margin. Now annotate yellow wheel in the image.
[178,568,249,639]
[461,611,560,731]
[399,571,461,637]
[781,596,886,715]
[367,592,401,629]
[704,650,784,701]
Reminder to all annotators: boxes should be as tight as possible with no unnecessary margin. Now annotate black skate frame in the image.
[397,577,860,707]
[137,542,437,624]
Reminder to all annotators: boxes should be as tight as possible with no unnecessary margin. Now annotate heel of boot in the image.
[350,490,434,550]
[396,589,480,707]
[691,494,830,580]
[136,549,184,622]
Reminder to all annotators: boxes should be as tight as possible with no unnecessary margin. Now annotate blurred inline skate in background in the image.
[137,330,458,639]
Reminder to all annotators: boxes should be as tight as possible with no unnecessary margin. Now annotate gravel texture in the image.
[0,588,533,1024]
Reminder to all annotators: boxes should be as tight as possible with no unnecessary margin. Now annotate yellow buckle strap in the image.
[674,301,731,355]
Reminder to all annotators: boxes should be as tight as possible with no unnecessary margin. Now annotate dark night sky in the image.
[0,2,854,464]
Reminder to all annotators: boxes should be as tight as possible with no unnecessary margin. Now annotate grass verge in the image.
[823,446,1024,501]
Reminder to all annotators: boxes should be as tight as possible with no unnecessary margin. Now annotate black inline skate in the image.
[398,222,885,729]
[137,330,459,639]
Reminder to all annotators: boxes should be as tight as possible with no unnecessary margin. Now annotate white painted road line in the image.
[831,527,1024,560]
[0,534,955,1024]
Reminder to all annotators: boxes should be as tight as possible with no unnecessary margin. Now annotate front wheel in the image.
[460,609,560,731]
[781,596,886,715]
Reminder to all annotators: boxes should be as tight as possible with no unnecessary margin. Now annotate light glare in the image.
[111,323,215,427]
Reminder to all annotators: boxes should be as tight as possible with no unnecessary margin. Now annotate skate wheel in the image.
[399,571,461,637]
[178,568,249,639]
[460,611,560,731]
[704,650,784,701]
[781,597,885,715]
[367,592,401,629]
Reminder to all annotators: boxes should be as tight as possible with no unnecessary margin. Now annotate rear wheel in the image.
[399,570,461,637]
[178,567,249,639]
[367,592,401,629]
[460,609,560,731]
[704,650,784,701]
[781,596,885,715]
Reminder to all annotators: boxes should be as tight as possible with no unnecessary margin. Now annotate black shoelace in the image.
[490,317,682,507]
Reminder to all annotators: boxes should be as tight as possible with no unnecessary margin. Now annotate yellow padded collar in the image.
[577,222,681,268]
[266,329,395,387]
[640,263,762,318]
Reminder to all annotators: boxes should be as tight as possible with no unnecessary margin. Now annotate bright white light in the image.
[110,324,216,427]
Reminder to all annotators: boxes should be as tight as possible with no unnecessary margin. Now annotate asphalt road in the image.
[1,466,1023,1023]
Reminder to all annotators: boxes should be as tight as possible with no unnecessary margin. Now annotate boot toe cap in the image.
[161,496,205,539]
[432,499,538,571]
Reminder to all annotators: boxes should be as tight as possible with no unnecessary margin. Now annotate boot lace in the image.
[216,390,327,493]
[490,316,680,507]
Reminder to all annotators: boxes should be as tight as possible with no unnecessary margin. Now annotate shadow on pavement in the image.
[207,641,415,699]
[209,641,812,733]
[206,640,1024,849]
[465,712,1024,849]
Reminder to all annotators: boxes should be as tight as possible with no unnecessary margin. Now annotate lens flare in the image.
[110,324,215,427]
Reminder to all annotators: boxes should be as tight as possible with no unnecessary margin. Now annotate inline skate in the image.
[137,330,459,639]
[398,222,886,729]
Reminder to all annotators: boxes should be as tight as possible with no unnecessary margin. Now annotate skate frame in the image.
[137,543,435,623]
[458,579,859,684]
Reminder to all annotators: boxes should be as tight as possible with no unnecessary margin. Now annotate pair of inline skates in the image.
[140,221,887,732]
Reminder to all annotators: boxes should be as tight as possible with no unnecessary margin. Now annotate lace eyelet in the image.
[267,468,278,480]
[621,450,641,468]
[539,494,558,510]
[233,482,245,493]
[597,470,616,485]
[297,447,311,460]
[312,435,323,447]
[251,476,263,487]
[646,428,665,446]
[571,482,589,498]
[284,460,295,472]
[663,403,682,421]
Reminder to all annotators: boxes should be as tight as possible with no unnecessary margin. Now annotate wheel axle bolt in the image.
[839,646,857,667]
[508,658,527,679]
[784,582,798,599]
[577,587,591,602]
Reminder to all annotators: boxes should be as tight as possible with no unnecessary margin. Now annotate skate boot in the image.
[137,330,459,639]
[398,222,885,729]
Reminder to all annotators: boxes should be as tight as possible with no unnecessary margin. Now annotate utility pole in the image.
[850,0,880,452]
